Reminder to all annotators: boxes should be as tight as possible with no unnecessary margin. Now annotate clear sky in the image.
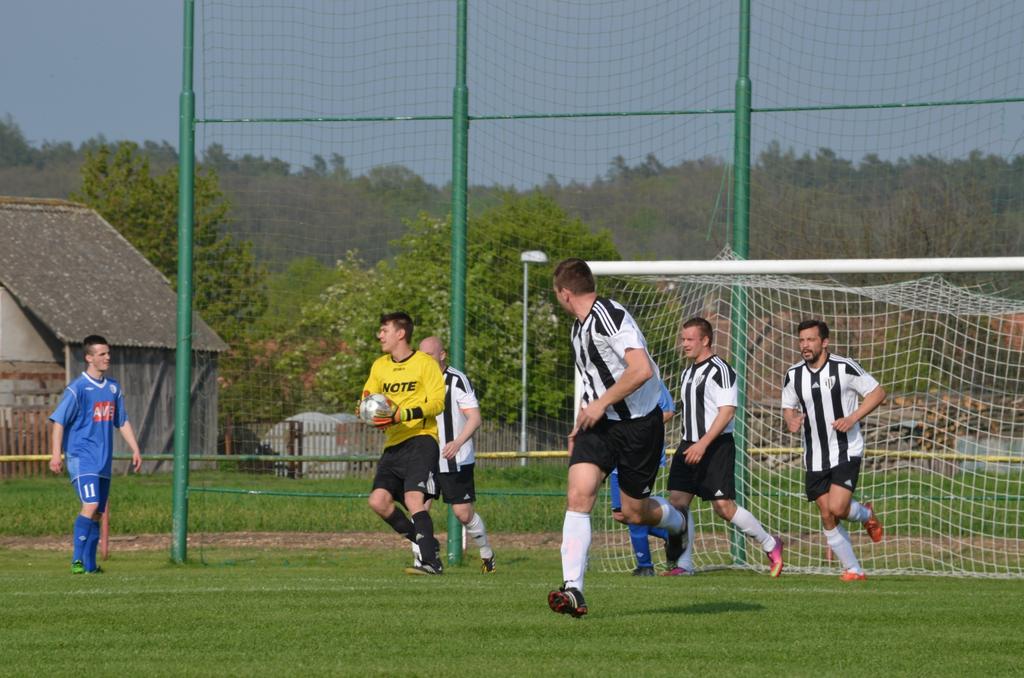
[3,1,1022,188]
[1,1,182,147]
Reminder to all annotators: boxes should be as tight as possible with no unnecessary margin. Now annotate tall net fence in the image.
[184,1,1024,566]
[749,4,1024,264]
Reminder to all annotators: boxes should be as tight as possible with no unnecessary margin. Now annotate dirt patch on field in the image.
[0,531,563,552]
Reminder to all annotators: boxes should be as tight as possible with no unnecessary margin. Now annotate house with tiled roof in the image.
[0,197,226,465]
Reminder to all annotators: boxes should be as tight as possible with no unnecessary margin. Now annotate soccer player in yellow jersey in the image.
[362,312,447,574]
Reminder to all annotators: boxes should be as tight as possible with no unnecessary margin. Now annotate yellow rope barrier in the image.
[4,448,1021,464]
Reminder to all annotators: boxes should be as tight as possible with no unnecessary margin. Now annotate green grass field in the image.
[6,465,1021,537]
[2,546,1022,676]
[3,471,1024,674]
[0,468,568,535]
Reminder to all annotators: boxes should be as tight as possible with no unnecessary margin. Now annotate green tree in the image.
[257,257,346,336]
[0,114,35,166]
[71,141,266,343]
[71,142,270,422]
[280,193,620,422]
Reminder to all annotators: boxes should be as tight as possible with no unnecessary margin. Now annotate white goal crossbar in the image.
[588,256,1024,276]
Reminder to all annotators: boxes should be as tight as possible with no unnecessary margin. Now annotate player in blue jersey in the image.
[608,380,679,575]
[49,336,142,574]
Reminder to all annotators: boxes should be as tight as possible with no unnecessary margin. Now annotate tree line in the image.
[5,114,1024,268]
[2,113,1022,429]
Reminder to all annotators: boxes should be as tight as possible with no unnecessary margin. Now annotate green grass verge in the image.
[1,547,1021,676]
[5,464,1021,537]
[0,468,568,536]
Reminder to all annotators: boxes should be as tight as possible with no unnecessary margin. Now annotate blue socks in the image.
[628,525,668,568]
[72,515,92,564]
[628,524,654,568]
[83,518,101,572]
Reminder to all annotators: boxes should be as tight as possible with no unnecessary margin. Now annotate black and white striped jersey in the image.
[571,297,661,421]
[435,365,479,472]
[679,355,737,443]
[781,354,880,472]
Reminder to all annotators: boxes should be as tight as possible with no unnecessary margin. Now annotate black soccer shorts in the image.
[570,406,663,500]
[437,463,476,504]
[667,433,736,501]
[805,458,862,501]
[372,435,440,503]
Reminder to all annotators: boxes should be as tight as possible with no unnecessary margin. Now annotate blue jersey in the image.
[49,373,128,479]
[658,381,675,417]
[656,381,675,465]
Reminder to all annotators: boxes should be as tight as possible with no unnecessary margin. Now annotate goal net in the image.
[592,258,1024,577]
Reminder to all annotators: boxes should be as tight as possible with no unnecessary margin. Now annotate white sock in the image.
[730,506,776,553]
[825,525,861,573]
[652,496,684,534]
[561,511,591,591]
[836,523,859,565]
[410,541,422,566]
[465,512,493,559]
[676,506,696,570]
[846,500,870,524]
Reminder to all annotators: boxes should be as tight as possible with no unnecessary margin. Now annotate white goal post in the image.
[585,255,1024,578]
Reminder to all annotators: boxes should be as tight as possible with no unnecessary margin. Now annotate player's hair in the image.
[682,317,714,344]
[797,319,829,339]
[553,258,595,294]
[82,335,109,356]
[380,312,414,342]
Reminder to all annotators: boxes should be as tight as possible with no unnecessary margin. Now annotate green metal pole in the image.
[728,0,752,566]
[171,0,196,564]
[446,0,469,566]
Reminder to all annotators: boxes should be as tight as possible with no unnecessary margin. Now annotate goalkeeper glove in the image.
[373,407,421,429]
[371,411,397,429]
[356,391,370,417]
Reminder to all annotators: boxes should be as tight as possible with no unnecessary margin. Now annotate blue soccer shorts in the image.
[72,474,111,512]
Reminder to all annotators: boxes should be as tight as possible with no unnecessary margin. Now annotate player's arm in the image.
[567,404,581,454]
[118,421,143,472]
[781,372,805,433]
[49,422,65,474]
[783,408,805,433]
[659,381,676,423]
[416,359,447,419]
[576,347,652,430]
[442,406,481,460]
[48,388,76,474]
[833,385,886,432]
[683,405,735,464]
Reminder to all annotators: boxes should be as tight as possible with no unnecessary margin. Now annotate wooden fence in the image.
[0,408,51,479]
[0,412,557,482]
[222,417,558,479]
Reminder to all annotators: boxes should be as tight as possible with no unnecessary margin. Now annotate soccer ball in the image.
[359,393,396,425]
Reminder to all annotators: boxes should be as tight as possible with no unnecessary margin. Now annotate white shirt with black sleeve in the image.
[781,354,880,472]
[571,297,661,422]
[679,355,737,443]
[435,365,479,473]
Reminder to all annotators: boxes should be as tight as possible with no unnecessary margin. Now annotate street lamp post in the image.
[520,250,548,465]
